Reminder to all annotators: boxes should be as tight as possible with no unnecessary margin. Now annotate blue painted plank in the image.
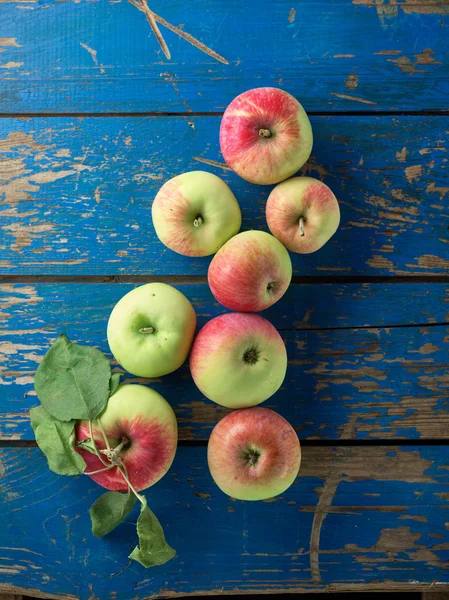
[1,446,449,599]
[0,0,448,112]
[1,283,448,441]
[0,116,448,275]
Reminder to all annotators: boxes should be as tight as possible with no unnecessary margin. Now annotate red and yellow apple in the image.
[107,283,196,378]
[76,384,178,492]
[152,171,242,257]
[266,177,340,254]
[208,408,301,501]
[208,230,292,312]
[190,313,287,408]
[219,87,313,185]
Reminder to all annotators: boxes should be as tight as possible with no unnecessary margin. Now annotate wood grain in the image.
[1,445,449,599]
[0,116,448,276]
[1,282,448,441]
[0,0,448,113]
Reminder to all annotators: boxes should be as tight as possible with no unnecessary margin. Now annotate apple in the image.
[208,407,301,501]
[152,171,242,257]
[208,230,292,312]
[107,283,196,378]
[219,87,313,185]
[190,313,287,408]
[266,177,340,254]
[76,384,178,492]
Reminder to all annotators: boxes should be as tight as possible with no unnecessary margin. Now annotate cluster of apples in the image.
[81,87,340,502]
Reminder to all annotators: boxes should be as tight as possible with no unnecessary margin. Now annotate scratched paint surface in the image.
[1,0,449,596]
[1,283,448,441]
[1,446,449,600]
[0,0,448,112]
[0,116,448,275]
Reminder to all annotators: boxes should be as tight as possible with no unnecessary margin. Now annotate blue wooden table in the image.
[1,1,449,598]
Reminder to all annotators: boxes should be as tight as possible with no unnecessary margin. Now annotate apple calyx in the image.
[139,326,155,334]
[193,215,203,227]
[243,346,260,365]
[258,128,272,138]
[266,281,277,294]
[244,446,261,467]
[299,216,305,237]
[100,434,130,466]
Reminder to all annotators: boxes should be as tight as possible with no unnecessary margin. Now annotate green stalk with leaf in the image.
[31,333,176,568]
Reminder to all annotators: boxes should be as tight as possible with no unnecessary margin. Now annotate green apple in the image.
[107,283,196,377]
[152,171,242,257]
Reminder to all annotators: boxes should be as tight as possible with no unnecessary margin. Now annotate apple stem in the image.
[259,128,272,138]
[299,217,305,237]
[88,420,111,469]
[119,462,146,505]
[193,216,203,227]
[85,464,115,476]
[139,326,155,334]
[97,419,111,451]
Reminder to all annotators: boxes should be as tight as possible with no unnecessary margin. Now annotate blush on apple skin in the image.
[208,230,292,312]
[220,87,313,185]
[208,408,301,501]
[152,171,242,257]
[189,312,287,408]
[266,177,340,254]
[76,384,178,492]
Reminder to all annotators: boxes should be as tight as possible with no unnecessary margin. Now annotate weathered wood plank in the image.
[1,282,448,441]
[0,0,448,113]
[1,446,449,599]
[0,116,448,276]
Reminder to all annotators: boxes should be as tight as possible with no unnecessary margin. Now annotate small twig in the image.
[119,462,145,505]
[131,0,171,59]
[97,419,111,451]
[88,420,110,468]
[128,0,228,64]
[85,464,115,476]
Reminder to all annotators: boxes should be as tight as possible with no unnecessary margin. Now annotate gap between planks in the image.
[3,439,449,449]
[2,275,449,284]
[0,110,449,118]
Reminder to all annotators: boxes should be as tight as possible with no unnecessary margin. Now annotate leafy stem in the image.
[97,419,111,451]
[88,420,110,468]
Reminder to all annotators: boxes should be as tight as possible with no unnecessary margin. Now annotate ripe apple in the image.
[219,87,313,185]
[107,283,196,378]
[208,407,301,501]
[190,313,287,408]
[266,177,340,254]
[208,230,292,312]
[76,384,178,492]
[152,171,242,257]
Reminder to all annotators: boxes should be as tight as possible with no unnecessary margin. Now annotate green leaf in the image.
[76,437,98,456]
[29,405,49,430]
[109,373,121,397]
[34,334,111,421]
[30,407,86,476]
[90,491,137,538]
[129,502,176,568]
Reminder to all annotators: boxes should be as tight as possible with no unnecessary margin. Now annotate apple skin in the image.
[208,230,292,312]
[76,384,178,492]
[190,313,287,408]
[107,283,196,378]
[266,177,340,254]
[208,408,301,501]
[152,171,242,257]
[219,87,313,185]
